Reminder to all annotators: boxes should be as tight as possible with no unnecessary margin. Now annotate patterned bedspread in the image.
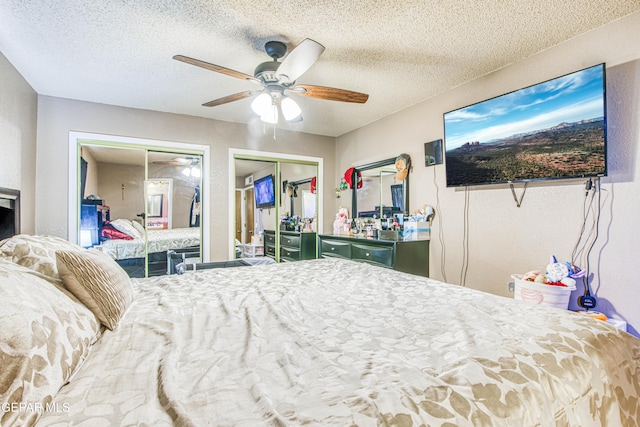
[100,227,200,260]
[36,258,640,426]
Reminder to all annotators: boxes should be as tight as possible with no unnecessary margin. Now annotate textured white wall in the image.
[335,12,640,337]
[0,53,37,233]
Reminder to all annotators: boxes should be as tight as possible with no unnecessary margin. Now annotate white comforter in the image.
[37,258,640,426]
[100,227,200,260]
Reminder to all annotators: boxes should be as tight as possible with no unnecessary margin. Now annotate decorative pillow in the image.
[131,220,145,237]
[108,219,142,239]
[0,234,84,280]
[56,249,134,330]
[0,259,100,427]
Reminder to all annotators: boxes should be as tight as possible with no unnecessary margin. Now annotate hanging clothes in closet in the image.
[189,185,200,227]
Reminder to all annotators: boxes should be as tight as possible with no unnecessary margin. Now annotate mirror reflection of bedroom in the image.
[234,159,276,259]
[356,166,404,218]
[79,145,202,277]
[234,158,318,262]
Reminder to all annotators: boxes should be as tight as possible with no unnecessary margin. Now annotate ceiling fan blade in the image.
[202,90,256,107]
[152,161,185,165]
[173,55,260,84]
[276,39,325,83]
[291,84,369,104]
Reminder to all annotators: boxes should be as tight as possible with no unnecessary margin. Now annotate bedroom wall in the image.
[80,146,99,197]
[335,12,640,337]
[0,52,37,234]
[34,96,335,260]
[97,162,145,222]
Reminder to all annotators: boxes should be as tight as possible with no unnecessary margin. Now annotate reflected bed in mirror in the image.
[99,219,200,277]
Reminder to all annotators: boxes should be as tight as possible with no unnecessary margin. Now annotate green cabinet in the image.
[264,230,317,262]
[318,234,429,277]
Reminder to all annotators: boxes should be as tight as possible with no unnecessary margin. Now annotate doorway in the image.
[234,186,255,244]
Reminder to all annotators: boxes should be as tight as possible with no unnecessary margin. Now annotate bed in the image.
[99,219,200,276]
[1,235,639,426]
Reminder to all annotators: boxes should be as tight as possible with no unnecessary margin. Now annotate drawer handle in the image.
[331,247,335,251]
[366,252,370,256]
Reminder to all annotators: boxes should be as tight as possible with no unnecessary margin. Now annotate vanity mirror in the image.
[351,157,409,219]
[286,177,316,218]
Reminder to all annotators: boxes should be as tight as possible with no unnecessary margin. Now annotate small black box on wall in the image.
[424,139,443,166]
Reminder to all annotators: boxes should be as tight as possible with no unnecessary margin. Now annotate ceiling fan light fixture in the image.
[182,166,201,177]
[261,103,279,124]
[252,92,280,124]
[281,96,302,122]
[251,93,272,116]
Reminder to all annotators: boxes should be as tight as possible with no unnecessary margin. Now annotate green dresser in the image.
[264,230,317,262]
[318,234,429,277]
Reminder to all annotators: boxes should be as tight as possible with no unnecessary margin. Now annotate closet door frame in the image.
[68,131,211,262]
[228,148,324,260]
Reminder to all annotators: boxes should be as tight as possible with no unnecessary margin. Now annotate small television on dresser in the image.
[254,174,276,209]
[443,63,607,187]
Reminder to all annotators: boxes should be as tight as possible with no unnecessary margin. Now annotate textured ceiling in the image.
[1,1,639,137]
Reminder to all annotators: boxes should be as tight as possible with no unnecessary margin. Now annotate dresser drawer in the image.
[351,243,394,268]
[265,243,276,258]
[281,234,301,248]
[265,232,276,245]
[320,239,351,259]
[280,246,301,262]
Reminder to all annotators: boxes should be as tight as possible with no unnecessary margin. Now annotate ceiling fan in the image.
[152,156,201,166]
[173,39,369,124]
[152,156,202,178]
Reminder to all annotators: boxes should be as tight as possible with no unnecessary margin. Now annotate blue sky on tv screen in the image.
[444,65,605,150]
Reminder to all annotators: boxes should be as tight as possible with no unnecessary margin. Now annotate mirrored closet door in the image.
[233,155,320,263]
[75,139,206,278]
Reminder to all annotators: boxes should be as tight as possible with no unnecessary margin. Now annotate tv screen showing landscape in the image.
[444,64,607,187]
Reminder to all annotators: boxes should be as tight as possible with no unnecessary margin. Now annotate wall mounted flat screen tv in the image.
[254,174,276,209]
[443,64,607,187]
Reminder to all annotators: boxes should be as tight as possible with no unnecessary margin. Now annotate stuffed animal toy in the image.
[332,207,350,234]
[410,204,435,222]
[523,255,585,287]
[546,255,586,284]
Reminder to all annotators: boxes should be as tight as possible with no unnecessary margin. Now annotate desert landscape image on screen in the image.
[444,64,606,187]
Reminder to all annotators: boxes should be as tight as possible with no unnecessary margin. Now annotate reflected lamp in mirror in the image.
[182,166,201,177]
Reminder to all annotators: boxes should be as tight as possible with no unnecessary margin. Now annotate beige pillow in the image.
[56,249,134,330]
[0,234,84,279]
[0,259,100,427]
